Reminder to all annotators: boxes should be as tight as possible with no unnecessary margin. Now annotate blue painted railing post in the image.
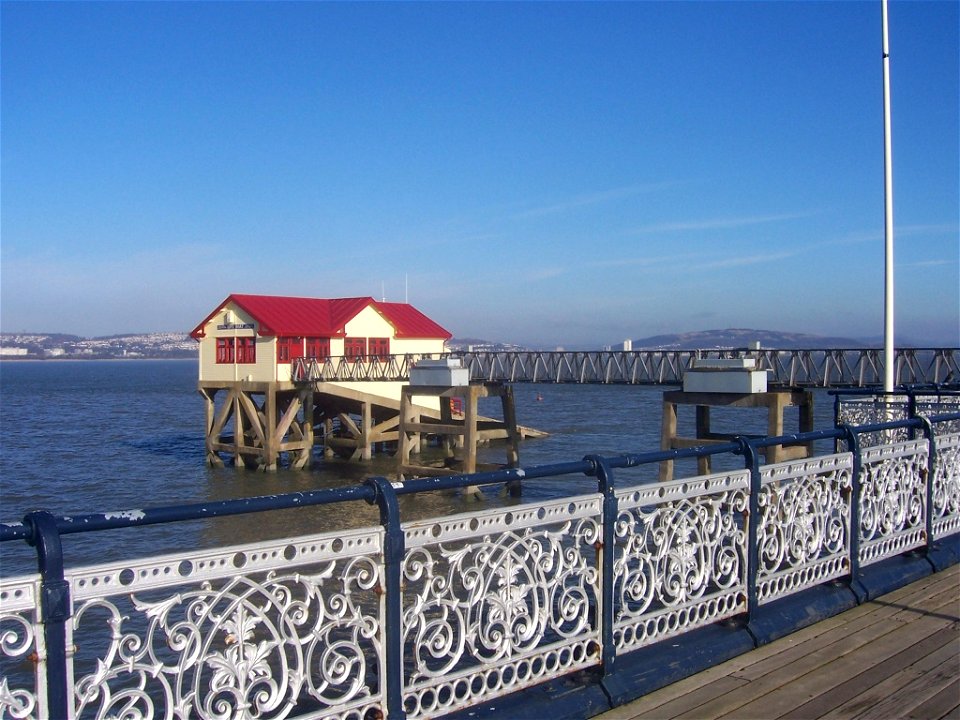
[907,392,919,440]
[839,424,867,602]
[23,510,71,720]
[365,477,406,720]
[585,455,618,677]
[833,393,843,436]
[735,439,762,621]
[917,417,937,553]
[585,454,629,704]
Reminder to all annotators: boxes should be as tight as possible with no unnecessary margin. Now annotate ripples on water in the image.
[0,359,837,576]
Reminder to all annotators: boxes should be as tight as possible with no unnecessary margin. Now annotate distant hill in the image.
[449,330,894,352]
[631,328,872,350]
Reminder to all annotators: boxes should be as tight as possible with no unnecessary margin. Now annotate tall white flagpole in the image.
[882,0,895,392]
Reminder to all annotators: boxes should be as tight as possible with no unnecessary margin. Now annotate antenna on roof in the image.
[381,281,385,302]
[405,273,408,304]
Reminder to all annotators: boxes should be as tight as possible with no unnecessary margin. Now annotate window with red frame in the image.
[306,337,330,360]
[344,338,366,360]
[277,337,303,363]
[216,338,235,364]
[368,337,390,358]
[236,337,256,364]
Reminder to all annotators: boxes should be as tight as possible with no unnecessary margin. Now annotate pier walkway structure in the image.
[293,346,959,387]
[2,396,958,720]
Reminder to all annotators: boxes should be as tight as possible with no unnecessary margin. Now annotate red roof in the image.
[191,294,451,340]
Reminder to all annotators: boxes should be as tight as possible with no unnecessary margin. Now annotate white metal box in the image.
[691,357,757,370]
[683,368,768,394]
[409,359,470,387]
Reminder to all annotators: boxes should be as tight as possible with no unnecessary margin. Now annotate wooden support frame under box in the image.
[397,382,522,486]
[659,389,815,480]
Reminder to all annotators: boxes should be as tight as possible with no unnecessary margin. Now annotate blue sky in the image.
[2,1,957,348]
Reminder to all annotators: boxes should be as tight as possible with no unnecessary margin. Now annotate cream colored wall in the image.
[343,305,447,357]
[344,305,394,339]
[197,303,275,383]
[390,337,447,356]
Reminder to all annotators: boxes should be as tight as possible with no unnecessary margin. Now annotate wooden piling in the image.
[659,389,815,480]
[397,382,524,496]
[200,379,544,472]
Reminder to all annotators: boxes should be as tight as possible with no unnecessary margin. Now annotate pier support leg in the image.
[201,388,225,468]
[501,385,522,496]
[324,418,334,459]
[361,400,372,461]
[696,405,711,475]
[659,399,677,481]
[262,386,278,471]
[233,391,245,470]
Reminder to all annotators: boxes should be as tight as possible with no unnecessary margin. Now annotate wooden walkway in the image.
[594,564,960,720]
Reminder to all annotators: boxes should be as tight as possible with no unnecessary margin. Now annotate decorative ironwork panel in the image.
[756,455,853,604]
[858,440,930,566]
[65,529,384,720]
[836,397,911,448]
[612,471,749,652]
[0,575,42,720]
[932,432,960,540]
[400,496,602,719]
[916,396,960,436]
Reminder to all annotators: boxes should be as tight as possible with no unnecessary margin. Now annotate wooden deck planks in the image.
[905,679,960,720]
[592,565,960,720]
[797,626,959,720]
[611,575,957,719]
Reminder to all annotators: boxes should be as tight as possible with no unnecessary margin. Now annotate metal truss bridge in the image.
[294,347,959,388]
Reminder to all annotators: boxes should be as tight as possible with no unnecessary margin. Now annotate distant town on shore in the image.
[1,328,945,361]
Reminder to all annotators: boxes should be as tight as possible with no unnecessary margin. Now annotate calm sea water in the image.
[0,359,837,576]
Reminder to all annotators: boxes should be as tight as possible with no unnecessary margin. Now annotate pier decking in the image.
[593,564,960,720]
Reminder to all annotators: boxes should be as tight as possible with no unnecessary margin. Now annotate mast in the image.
[881,0,895,392]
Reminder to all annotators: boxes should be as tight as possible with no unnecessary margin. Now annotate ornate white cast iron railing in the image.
[2,415,959,720]
[834,389,960,446]
[400,497,602,717]
[755,454,853,604]
[612,469,750,651]
[291,348,960,387]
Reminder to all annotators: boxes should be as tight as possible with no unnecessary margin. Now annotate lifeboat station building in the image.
[190,294,452,470]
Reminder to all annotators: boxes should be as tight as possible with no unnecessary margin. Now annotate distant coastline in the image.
[0,332,196,360]
[2,327,954,362]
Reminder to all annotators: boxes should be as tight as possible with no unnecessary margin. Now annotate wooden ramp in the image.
[593,564,960,720]
[314,381,547,461]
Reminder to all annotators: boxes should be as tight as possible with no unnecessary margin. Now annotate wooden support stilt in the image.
[199,381,317,472]
[659,389,815,481]
[397,382,524,497]
[200,379,544,472]
[263,386,278,471]
[323,417,335,459]
[233,390,245,469]
[500,387,522,497]
[361,400,372,461]
[200,387,225,468]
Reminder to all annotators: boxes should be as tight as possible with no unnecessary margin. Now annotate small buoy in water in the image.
[536,393,543,401]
